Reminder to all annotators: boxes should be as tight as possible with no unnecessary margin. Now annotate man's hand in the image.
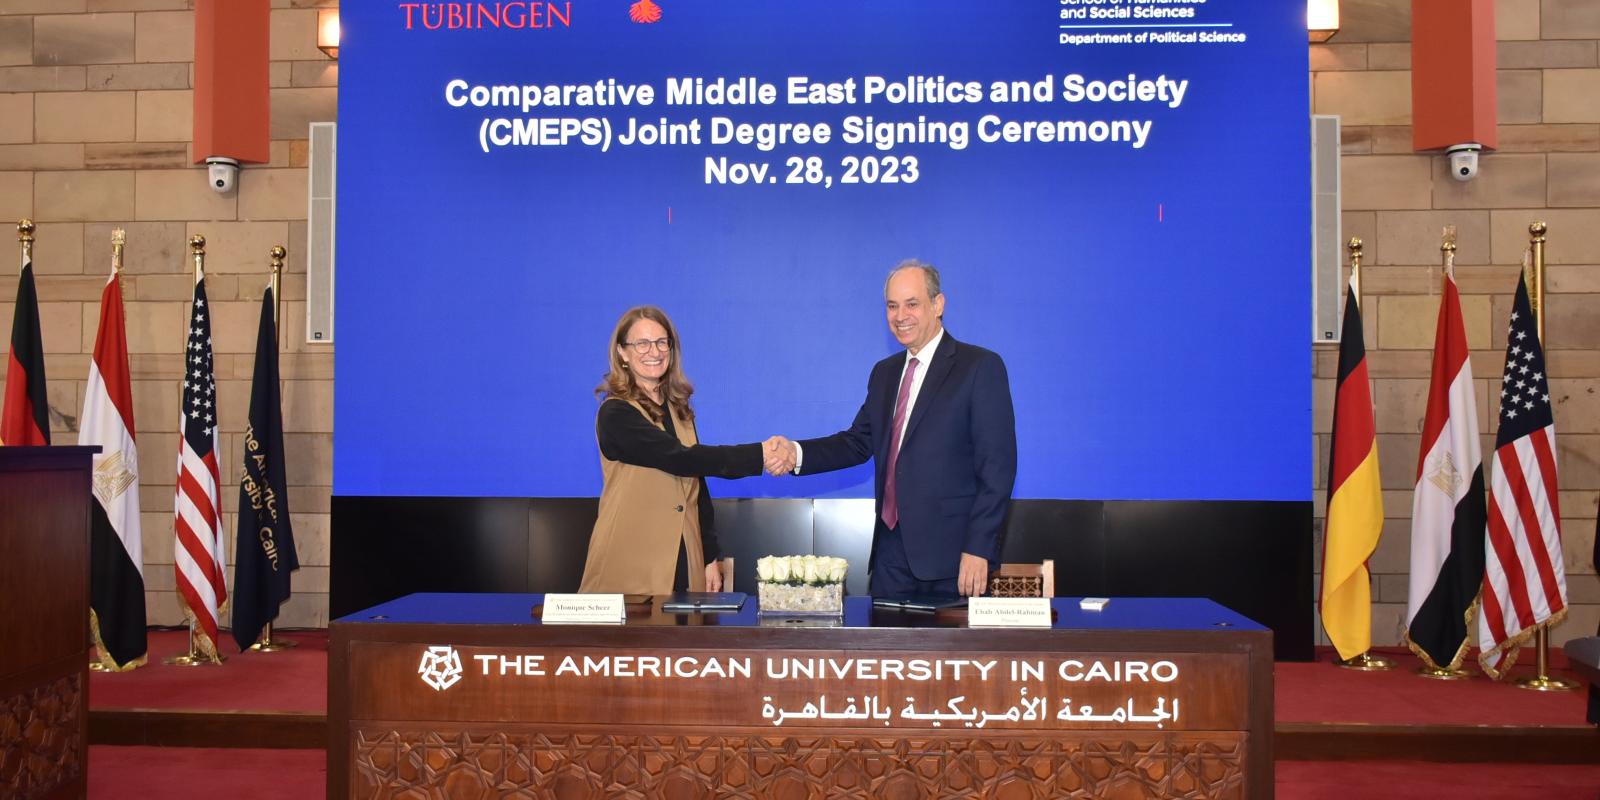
[763,436,796,475]
[704,561,723,593]
[957,552,990,597]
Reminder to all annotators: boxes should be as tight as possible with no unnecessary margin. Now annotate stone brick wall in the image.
[1313,0,1600,648]
[0,0,335,629]
[3,1,1597,649]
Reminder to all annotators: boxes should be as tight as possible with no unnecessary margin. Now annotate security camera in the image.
[206,156,239,194]
[1446,144,1480,182]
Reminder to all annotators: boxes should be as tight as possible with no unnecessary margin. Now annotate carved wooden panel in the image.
[350,729,1246,799]
[1,673,83,799]
[987,575,1044,598]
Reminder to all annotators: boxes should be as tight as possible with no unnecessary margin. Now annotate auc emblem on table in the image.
[418,645,465,691]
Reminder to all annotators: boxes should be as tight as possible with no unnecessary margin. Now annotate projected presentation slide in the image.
[334,0,1311,502]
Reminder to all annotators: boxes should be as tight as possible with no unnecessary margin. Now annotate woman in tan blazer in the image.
[578,306,768,595]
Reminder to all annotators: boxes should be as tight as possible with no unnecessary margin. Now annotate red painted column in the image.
[1411,0,1498,152]
[193,0,270,164]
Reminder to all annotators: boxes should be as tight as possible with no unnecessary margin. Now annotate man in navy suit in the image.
[771,260,1017,597]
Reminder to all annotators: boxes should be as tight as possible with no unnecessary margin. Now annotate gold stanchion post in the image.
[1513,221,1576,692]
[163,235,224,667]
[250,245,297,653]
[1332,237,1395,672]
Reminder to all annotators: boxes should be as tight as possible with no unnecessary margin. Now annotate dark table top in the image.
[336,593,1266,633]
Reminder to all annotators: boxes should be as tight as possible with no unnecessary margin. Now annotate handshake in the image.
[761,436,797,476]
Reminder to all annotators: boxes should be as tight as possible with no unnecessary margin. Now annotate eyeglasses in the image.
[624,338,672,354]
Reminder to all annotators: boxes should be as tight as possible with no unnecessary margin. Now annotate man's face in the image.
[885,268,945,353]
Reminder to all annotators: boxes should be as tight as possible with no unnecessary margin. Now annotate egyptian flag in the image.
[80,270,147,669]
[231,286,299,651]
[1403,268,1485,671]
[1320,276,1383,661]
[2,256,49,445]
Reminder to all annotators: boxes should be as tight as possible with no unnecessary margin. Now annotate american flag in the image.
[1479,273,1567,678]
[174,275,228,660]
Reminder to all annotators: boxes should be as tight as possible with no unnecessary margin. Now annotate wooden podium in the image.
[331,594,1273,798]
[0,446,98,800]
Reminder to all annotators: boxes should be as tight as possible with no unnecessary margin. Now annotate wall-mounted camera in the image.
[206,156,240,194]
[1446,143,1480,182]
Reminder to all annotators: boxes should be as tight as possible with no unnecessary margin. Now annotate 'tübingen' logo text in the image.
[629,0,661,23]
[399,3,573,30]
[418,646,465,691]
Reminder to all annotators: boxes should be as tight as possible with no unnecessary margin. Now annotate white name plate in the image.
[541,594,625,625]
[968,597,1052,627]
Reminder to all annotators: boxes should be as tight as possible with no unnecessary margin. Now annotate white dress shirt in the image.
[793,326,944,473]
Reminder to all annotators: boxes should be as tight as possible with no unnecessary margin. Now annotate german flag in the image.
[1320,277,1382,661]
[2,256,50,446]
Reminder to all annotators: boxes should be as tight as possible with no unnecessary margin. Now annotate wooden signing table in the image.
[329,594,1273,798]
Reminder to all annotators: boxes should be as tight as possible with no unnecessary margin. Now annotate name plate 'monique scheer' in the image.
[540,594,625,624]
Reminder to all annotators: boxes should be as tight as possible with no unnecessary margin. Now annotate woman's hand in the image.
[704,561,724,592]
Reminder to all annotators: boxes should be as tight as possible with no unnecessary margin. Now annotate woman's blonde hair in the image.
[596,305,695,424]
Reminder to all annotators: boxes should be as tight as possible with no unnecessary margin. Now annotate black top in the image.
[595,398,764,564]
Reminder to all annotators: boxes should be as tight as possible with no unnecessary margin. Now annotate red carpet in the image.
[88,746,325,799]
[1276,760,1600,799]
[1277,647,1590,727]
[90,629,327,713]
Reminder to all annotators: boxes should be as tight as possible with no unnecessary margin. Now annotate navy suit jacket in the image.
[798,331,1017,580]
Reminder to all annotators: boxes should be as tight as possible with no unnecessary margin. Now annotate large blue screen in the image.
[334,0,1311,501]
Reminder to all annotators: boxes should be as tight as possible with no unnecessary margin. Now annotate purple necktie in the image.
[881,357,919,530]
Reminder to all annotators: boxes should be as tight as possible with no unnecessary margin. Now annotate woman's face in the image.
[620,318,672,387]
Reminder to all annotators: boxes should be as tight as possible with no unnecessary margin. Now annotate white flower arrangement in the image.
[756,555,848,586]
[755,555,847,615]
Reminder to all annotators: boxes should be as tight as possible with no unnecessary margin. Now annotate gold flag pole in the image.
[1529,221,1546,343]
[1514,221,1577,692]
[17,218,33,267]
[1335,237,1395,672]
[164,235,223,667]
[111,227,125,280]
[1349,236,1363,308]
[7,220,32,447]
[250,245,297,653]
[88,228,129,673]
[1413,227,1474,680]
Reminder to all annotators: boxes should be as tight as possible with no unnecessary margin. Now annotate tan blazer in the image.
[579,399,707,594]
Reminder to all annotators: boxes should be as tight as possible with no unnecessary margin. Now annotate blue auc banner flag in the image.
[232,287,299,651]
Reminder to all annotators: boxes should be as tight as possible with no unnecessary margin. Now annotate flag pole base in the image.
[1512,628,1578,691]
[249,637,298,652]
[162,620,223,665]
[1514,674,1579,692]
[160,652,224,667]
[1335,652,1395,671]
[249,623,299,652]
[248,633,299,652]
[1416,665,1472,680]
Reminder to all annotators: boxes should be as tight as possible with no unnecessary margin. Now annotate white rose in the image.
[773,557,792,582]
[756,557,773,582]
[803,558,820,584]
[829,558,847,582]
[788,556,804,579]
